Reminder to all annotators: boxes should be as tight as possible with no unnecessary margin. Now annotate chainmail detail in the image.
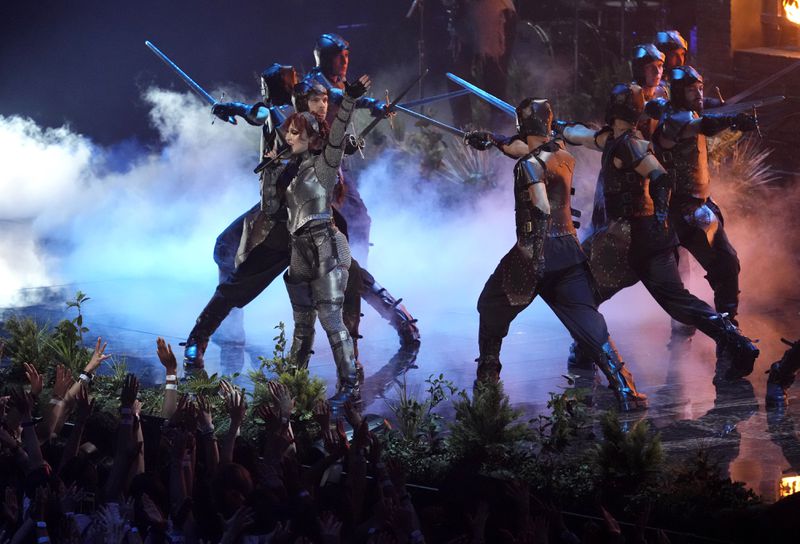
[317,302,347,335]
[289,226,351,283]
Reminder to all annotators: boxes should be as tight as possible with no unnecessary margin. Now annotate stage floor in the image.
[3,278,799,503]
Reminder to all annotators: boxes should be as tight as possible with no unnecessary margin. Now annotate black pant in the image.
[478,261,609,358]
[194,217,363,342]
[214,203,259,282]
[597,245,721,339]
[191,224,291,340]
[672,203,740,317]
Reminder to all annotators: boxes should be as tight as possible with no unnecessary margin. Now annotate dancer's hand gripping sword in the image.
[357,69,429,140]
[145,40,236,125]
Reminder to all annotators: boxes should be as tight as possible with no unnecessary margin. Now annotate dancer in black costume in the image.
[555,83,759,383]
[472,98,648,411]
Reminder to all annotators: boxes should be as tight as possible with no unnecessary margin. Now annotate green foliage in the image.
[448,381,532,463]
[649,450,760,529]
[251,322,325,423]
[65,290,90,346]
[47,321,91,376]
[381,434,455,485]
[594,411,663,497]
[386,373,456,441]
[2,315,51,372]
[404,125,447,175]
[185,371,232,398]
[381,374,458,484]
[533,386,592,455]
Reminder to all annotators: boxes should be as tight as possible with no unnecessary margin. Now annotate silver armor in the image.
[284,94,360,400]
[285,100,354,234]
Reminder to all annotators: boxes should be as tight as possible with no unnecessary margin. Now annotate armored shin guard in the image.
[285,275,318,369]
[342,308,361,360]
[289,309,317,369]
[766,339,800,407]
[360,268,420,345]
[707,314,759,381]
[327,329,361,414]
[595,340,648,411]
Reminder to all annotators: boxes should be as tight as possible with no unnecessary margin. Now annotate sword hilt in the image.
[752,105,762,139]
[385,89,395,130]
[213,92,237,125]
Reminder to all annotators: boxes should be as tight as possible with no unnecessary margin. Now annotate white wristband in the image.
[165,384,178,390]
[166,374,177,381]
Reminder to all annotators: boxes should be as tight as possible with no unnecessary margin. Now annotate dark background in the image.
[0,0,438,145]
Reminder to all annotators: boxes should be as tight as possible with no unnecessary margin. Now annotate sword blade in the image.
[445,72,516,117]
[146,41,217,105]
[394,105,466,137]
[705,95,785,115]
[397,89,470,109]
[725,59,800,105]
[358,69,429,139]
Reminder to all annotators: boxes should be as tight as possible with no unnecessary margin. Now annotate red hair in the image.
[281,112,329,152]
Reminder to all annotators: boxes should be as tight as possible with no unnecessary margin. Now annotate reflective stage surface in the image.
[3,277,799,503]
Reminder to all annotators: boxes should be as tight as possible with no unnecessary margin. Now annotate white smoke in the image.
[0,87,792,384]
[0,89,260,310]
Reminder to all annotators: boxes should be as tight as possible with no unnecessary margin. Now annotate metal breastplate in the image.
[657,133,710,201]
[601,137,654,219]
[285,154,332,234]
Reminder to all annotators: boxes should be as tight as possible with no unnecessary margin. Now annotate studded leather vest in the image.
[514,141,577,240]
[653,109,711,201]
[600,131,654,219]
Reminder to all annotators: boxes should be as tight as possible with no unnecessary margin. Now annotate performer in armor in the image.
[183,65,419,371]
[650,66,757,323]
[631,43,668,139]
[303,33,377,265]
[655,30,687,78]
[303,34,421,345]
[573,43,668,259]
[648,35,719,339]
[213,63,297,284]
[279,75,371,404]
[653,30,722,108]
[182,64,299,371]
[555,83,759,382]
[293,80,421,351]
[766,339,800,407]
[472,98,648,411]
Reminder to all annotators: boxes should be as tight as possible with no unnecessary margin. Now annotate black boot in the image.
[183,293,231,374]
[475,333,503,388]
[360,268,420,346]
[567,341,596,371]
[707,314,759,382]
[595,340,648,411]
[766,339,800,407]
